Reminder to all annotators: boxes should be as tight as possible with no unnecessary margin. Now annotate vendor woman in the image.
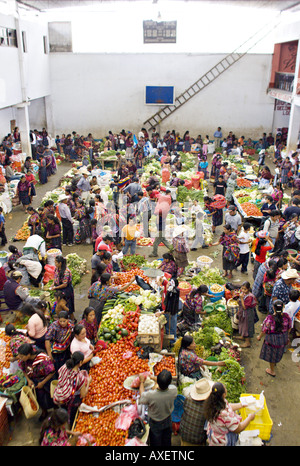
[158,252,178,277]
[177,285,213,335]
[51,255,75,322]
[178,335,225,379]
[44,311,74,374]
[88,272,135,326]
[18,343,55,422]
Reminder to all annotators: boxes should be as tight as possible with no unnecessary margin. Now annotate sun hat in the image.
[281,269,299,280]
[190,378,213,401]
[58,194,69,202]
[92,185,101,192]
[173,225,188,238]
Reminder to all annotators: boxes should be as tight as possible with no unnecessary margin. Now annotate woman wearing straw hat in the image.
[172,225,189,277]
[180,378,213,446]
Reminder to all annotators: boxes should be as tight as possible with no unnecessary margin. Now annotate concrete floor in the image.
[2,156,300,446]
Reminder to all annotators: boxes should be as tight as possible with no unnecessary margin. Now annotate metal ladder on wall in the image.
[143,17,281,131]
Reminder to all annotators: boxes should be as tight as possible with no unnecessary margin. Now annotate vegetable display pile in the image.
[66,253,87,286]
[154,355,176,377]
[213,359,246,403]
[237,177,253,188]
[120,254,147,271]
[189,267,227,287]
[113,268,151,292]
[240,201,262,217]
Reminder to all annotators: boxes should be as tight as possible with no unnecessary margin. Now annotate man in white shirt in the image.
[236,223,251,274]
[225,206,242,234]
[139,369,177,447]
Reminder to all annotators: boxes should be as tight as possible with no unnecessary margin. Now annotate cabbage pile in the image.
[128,289,161,310]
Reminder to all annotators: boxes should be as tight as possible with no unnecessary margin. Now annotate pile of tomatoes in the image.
[78,335,150,445]
[75,410,128,447]
[154,355,176,377]
[113,268,150,292]
[0,331,13,375]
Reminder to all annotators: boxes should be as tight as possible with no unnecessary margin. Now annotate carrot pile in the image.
[237,178,253,188]
[240,201,262,217]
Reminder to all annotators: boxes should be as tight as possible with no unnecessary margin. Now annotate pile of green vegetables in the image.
[212,358,246,403]
[66,253,87,286]
[120,254,147,271]
[202,311,233,335]
[176,186,204,203]
[189,267,227,287]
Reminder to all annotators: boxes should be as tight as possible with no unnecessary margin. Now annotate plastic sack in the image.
[122,351,133,359]
[115,404,139,431]
[128,418,146,439]
[76,434,97,446]
[125,437,147,446]
[131,372,151,389]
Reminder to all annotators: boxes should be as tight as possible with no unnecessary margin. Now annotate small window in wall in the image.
[43,35,48,54]
[22,31,27,53]
[0,27,17,47]
[48,22,72,52]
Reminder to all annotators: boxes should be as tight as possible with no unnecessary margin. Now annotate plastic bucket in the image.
[178,282,191,299]
[203,304,214,314]
[47,248,62,266]
[0,251,8,266]
[191,175,201,189]
[209,284,225,303]
[214,303,226,312]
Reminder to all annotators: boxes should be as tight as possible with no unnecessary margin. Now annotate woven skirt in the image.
[259,332,288,364]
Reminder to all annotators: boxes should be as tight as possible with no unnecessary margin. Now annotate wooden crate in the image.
[136,322,162,353]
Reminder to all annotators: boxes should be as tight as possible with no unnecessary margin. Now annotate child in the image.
[0,207,7,246]
[111,241,123,272]
[262,267,278,313]
[91,219,98,253]
[191,212,207,251]
[51,291,69,319]
[284,289,300,340]
[236,223,251,274]
[236,281,258,348]
[36,300,51,322]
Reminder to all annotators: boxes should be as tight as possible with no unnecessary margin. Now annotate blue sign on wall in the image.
[145,86,174,105]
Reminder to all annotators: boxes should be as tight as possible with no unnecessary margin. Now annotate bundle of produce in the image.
[212,358,246,403]
[120,254,147,271]
[202,311,233,335]
[211,194,226,209]
[13,221,30,241]
[66,253,87,286]
[189,267,227,287]
[128,289,161,310]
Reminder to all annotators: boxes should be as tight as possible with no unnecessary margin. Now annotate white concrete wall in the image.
[0,12,51,141]
[49,52,274,139]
